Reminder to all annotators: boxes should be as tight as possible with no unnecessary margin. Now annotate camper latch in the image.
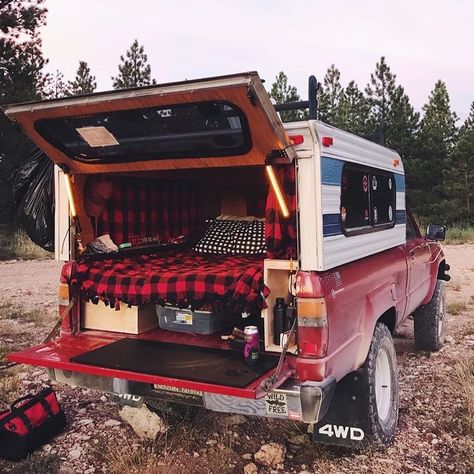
[265,148,289,164]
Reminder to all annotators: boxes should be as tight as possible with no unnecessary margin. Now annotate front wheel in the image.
[414,280,446,352]
[362,322,399,445]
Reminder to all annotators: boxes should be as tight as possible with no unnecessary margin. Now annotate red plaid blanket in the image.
[68,250,269,310]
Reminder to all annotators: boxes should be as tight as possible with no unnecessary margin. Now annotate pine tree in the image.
[0,0,49,222]
[112,39,155,89]
[336,80,371,135]
[269,71,305,122]
[69,61,97,95]
[318,64,344,126]
[45,69,70,98]
[385,85,420,197]
[443,102,473,223]
[365,57,396,144]
[411,80,458,222]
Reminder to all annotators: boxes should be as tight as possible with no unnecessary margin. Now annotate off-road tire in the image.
[413,279,445,352]
[361,323,399,445]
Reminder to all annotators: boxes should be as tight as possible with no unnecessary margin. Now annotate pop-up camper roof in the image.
[3,72,295,174]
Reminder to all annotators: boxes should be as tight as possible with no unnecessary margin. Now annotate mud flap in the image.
[312,369,370,447]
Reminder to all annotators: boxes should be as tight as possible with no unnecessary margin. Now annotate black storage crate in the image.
[156,305,234,335]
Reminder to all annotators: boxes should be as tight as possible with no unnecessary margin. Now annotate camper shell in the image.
[3,72,446,447]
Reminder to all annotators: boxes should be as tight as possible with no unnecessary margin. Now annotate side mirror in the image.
[426,224,446,241]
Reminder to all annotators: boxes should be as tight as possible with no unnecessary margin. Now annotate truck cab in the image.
[3,72,448,446]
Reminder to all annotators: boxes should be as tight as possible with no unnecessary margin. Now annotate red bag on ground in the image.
[0,387,67,461]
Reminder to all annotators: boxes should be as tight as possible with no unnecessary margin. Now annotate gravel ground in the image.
[0,245,473,473]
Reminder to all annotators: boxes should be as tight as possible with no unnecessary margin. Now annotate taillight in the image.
[295,271,323,298]
[295,271,328,357]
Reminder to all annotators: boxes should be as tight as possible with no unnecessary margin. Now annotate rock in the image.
[104,419,121,427]
[119,405,166,440]
[77,418,93,426]
[254,442,286,468]
[242,453,253,460]
[100,395,108,402]
[59,463,75,474]
[289,434,307,446]
[206,439,218,445]
[218,414,247,427]
[69,447,82,459]
[244,462,258,474]
[193,451,200,458]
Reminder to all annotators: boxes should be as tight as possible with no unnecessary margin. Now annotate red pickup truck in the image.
[3,72,449,447]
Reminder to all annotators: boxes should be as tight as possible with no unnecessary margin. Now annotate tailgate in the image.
[3,72,295,174]
[8,333,288,399]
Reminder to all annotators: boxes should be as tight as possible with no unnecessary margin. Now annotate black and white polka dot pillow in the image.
[234,220,266,255]
[194,219,239,254]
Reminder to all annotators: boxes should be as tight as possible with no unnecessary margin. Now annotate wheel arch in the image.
[377,307,397,335]
[355,300,398,373]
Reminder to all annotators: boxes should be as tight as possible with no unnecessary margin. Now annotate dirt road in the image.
[0,245,473,473]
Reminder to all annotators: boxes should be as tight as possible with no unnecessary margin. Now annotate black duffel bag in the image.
[0,387,67,461]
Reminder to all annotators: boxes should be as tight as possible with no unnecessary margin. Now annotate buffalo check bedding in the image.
[68,250,269,310]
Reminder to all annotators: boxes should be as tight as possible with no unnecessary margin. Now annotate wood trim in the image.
[6,73,293,174]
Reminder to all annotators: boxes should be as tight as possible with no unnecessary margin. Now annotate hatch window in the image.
[340,163,396,235]
[34,101,251,164]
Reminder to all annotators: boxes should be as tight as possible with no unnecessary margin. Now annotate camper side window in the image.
[340,163,396,235]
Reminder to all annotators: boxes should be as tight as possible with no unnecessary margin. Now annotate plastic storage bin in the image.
[156,305,233,335]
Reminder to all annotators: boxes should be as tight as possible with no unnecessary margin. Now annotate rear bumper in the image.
[49,368,337,424]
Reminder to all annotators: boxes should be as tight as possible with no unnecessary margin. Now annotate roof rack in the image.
[273,75,319,120]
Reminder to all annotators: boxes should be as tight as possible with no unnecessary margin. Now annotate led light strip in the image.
[266,165,290,218]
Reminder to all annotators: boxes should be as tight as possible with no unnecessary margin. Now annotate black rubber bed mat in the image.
[70,338,279,388]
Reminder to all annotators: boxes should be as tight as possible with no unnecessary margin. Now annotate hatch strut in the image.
[257,319,297,397]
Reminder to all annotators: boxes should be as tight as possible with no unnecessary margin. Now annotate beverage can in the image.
[244,325,259,366]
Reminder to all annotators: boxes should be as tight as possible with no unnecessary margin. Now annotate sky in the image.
[41,0,473,121]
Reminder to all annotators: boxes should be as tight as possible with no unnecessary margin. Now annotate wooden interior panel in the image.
[220,193,247,216]
[72,174,95,250]
[262,259,297,353]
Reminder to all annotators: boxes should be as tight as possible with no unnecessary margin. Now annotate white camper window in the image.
[340,163,396,236]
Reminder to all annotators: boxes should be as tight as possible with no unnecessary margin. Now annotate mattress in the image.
[67,249,269,310]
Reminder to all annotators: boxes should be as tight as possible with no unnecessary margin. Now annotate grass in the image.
[105,407,241,474]
[446,278,462,291]
[0,224,52,261]
[445,225,474,245]
[455,358,474,434]
[9,453,60,474]
[447,300,468,315]
[0,370,21,406]
[0,301,51,324]
[105,440,175,474]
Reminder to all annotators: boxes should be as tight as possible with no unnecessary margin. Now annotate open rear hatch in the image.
[3,71,295,173]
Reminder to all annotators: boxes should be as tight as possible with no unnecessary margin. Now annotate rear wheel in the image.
[362,323,399,445]
[414,280,445,351]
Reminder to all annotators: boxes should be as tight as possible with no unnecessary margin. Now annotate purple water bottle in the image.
[244,325,259,366]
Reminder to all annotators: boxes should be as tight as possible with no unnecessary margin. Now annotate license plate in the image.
[153,384,203,397]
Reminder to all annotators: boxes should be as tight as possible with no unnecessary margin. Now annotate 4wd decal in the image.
[318,424,365,441]
[265,393,288,416]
